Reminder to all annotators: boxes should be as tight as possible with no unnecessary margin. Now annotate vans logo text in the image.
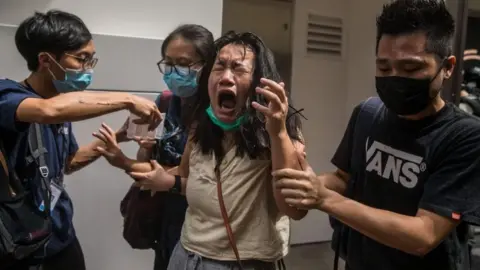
[365,138,425,189]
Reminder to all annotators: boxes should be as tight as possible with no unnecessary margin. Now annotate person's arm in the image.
[95,151,154,173]
[65,138,103,175]
[321,193,458,256]
[65,122,130,174]
[137,146,154,161]
[321,122,480,256]
[254,79,307,220]
[128,133,194,194]
[66,138,133,174]
[320,170,350,194]
[16,90,161,129]
[16,91,138,124]
[270,131,308,220]
[123,158,154,173]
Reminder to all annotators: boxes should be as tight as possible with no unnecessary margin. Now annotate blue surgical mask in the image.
[163,66,198,98]
[46,53,94,93]
[205,105,245,131]
[52,69,93,93]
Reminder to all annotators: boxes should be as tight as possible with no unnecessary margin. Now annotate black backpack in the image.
[0,123,53,268]
[330,97,383,270]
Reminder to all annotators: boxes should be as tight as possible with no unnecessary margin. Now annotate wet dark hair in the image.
[15,10,92,71]
[188,31,303,161]
[376,0,455,59]
[161,24,214,63]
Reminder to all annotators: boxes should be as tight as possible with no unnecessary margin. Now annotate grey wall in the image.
[0,24,167,92]
[68,93,159,270]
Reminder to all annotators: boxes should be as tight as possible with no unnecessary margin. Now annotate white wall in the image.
[0,0,223,39]
[344,0,386,114]
[290,0,388,244]
[0,1,223,269]
[222,0,292,55]
[469,0,480,12]
[221,0,294,99]
[290,0,348,244]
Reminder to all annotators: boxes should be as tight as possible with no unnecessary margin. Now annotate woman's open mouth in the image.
[214,89,238,123]
[218,90,237,113]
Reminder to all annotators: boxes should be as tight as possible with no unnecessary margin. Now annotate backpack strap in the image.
[0,140,15,198]
[350,97,384,175]
[341,97,384,197]
[333,97,384,270]
[25,124,49,175]
[26,123,52,217]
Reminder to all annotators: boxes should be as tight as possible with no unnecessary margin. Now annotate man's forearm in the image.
[19,91,134,124]
[270,131,308,220]
[322,191,437,256]
[65,139,105,174]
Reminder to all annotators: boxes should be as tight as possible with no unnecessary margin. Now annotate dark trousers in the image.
[153,193,188,270]
[154,247,169,270]
[9,237,86,270]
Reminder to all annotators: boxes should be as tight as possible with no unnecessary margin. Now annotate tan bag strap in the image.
[0,148,8,178]
[215,166,244,270]
[0,142,15,196]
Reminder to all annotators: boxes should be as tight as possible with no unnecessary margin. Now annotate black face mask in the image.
[375,76,432,115]
[375,65,444,116]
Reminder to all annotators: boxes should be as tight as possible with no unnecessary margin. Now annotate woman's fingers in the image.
[98,128,116,145]
[260,78,287,103]
[101,123,115,135]
[92,132,107,144]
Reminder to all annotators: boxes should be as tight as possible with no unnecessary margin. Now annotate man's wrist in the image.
[318,189,343,212]
[122,94,135,110]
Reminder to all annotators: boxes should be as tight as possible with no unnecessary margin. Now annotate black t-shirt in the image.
[332,101,480,270]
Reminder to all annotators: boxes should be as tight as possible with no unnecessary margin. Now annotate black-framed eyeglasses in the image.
[65,53,98,69]
[156,59,202,76]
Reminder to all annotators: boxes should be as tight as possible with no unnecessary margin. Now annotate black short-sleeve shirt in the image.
[332,101,480,270]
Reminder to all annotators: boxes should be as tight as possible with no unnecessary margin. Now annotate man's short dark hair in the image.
[15,10,92,71]
[376,0,455,59]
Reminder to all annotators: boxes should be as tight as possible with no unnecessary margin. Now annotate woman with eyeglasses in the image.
[149,24,214,269]
[94,24,214,269]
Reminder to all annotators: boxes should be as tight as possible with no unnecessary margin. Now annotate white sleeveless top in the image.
[181,144,289,261]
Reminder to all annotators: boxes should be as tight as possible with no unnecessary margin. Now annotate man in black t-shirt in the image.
[272,1,480,269]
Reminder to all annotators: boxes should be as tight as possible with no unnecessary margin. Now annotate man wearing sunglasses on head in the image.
[0,10,161,270]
